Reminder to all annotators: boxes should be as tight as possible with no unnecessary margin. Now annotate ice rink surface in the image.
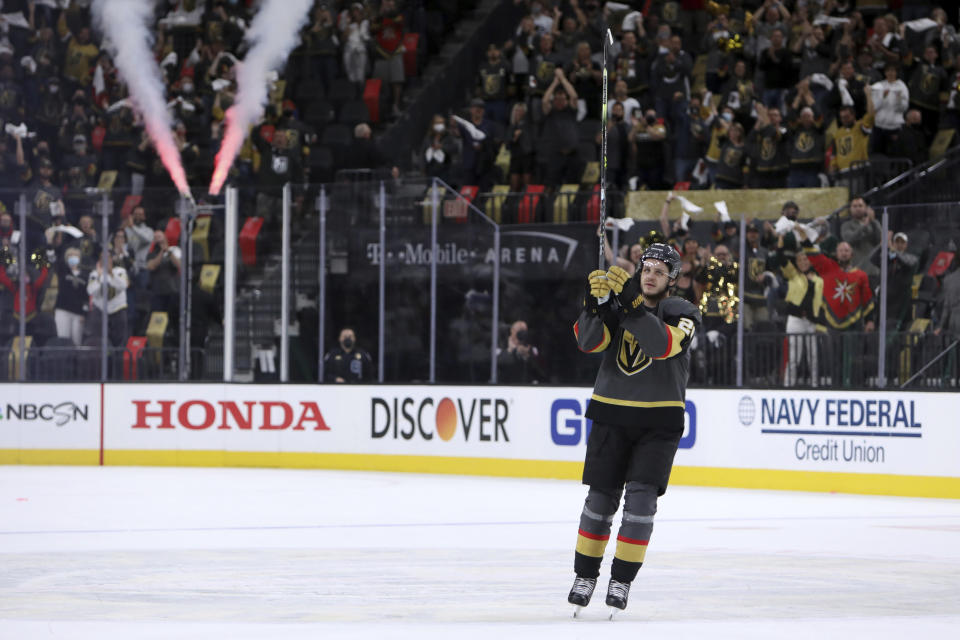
[1,465,959,640]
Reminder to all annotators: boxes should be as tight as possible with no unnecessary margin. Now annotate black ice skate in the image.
[567,575,597,616]
[605,578,630,619]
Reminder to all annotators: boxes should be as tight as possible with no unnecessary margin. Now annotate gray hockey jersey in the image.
[573,293,701,429]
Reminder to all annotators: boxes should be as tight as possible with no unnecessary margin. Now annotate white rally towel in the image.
[714,200,732,222]
[604,217,636,232]
[452,115,487,142]
[49,225,85,239]
[774,215,796,236]
[676,195,703,214]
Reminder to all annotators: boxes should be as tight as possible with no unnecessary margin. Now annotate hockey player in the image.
[568,243,701,617]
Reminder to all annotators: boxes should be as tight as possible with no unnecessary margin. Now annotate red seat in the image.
[585,184,601,223]
[672,181,691,191]
[363,78,382,123]
[928,251,955,278]
[239,217,264,267]
[164,218,181,246]
[123,336,147,380]
[403,33,419,77]
[517,185,545,224]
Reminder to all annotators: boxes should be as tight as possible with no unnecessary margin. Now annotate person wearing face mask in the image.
[421,114,460,183]
[53,246,89,346]
[323,327,374,383]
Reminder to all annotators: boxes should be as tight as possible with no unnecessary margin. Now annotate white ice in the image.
[1,466,959,639]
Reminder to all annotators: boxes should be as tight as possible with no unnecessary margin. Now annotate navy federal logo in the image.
[617,329,652,376]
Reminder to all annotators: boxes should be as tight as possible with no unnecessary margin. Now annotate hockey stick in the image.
[598,28,614,269]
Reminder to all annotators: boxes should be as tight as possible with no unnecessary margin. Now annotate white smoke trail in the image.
[210,0,313,195]
[92,0,189,196]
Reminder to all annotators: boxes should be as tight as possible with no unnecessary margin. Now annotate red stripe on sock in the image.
[578,529,610,541]
[616,534,649,546]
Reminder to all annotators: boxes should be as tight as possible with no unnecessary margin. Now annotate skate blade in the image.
[572,605,584,618]
[608,606,621,620]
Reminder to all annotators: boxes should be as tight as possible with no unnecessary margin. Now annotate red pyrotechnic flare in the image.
[208,107,243,196]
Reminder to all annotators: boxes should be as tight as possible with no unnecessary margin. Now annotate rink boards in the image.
[1,383,958,498]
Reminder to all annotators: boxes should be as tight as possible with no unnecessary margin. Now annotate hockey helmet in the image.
[640,243,682,279]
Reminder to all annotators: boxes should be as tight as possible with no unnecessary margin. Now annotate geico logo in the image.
[131,400,331,431]
[371,397,509,442]
[550,398,697,449]
[1,402,88,426]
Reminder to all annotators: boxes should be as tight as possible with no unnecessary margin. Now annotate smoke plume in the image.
[209,0,313,195]
[92,0,190,197]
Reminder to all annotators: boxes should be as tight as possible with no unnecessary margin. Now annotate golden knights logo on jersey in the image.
[794,131,815,153]
[617,329,653,376]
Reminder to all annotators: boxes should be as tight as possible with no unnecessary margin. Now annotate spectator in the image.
[612,31,651,110]
[720,59,757,123]
[907,45,949,141]
[507,102,534,192]
[792,22,833,82]
[341,2,371,91]
[630,107,668,190]
[61,134,98,218]
[75,214,101,272]
[63,27,99,93]
[344,122,397,176]
[650,48,691,118]
[825,59,868,121]
[934,260,960,338]
[786,105,826,188]
[866,14,904,73]
[827,89,875,186]
[123,205,154,280]
[497,319,546,384]
[803,239,875,387]
[85,253,129,348]
[758,28,796,109]
[748,103,790,188]
[670,91,709,184]
[477,44,512,125]
[713,121,747,189]
[0,128,29,199]
[371,0,405,119]
[421,114,460,184]
[870,63,909,156]
[742,221,774,330]
[893,108,929,166]
[804,239,875,332]
[145,228,182,328]
[872,231,919,332]
[538,68,581,187]
[300,3,340,97]
[527,32,565,114]
[777,242,824,387]
[0,259,50,340]
[608,79,640,128]
[840,197,881,277]
[53,246,88,346]
[27,156,63,244]
[455,98,498,190]
[324,326,374,383]
[550,5,586,63]
[567,41,601,121]
[605,101,630,191]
